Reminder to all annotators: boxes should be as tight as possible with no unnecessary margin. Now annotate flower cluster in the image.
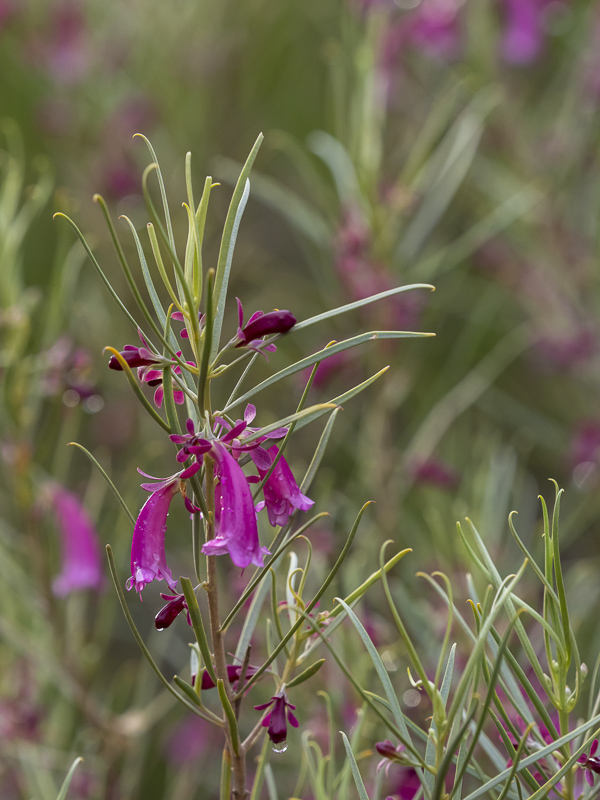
[125,402,313,596]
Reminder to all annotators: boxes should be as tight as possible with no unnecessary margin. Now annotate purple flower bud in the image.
[155,593,187,630]
[235,298,296,354]
[48,485,104,595]
[108,341,161,371]
[256,446,314,527]
[201,442,269,569]
[254,691,299,745]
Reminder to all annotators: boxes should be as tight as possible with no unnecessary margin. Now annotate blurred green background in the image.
[3,0,600,797]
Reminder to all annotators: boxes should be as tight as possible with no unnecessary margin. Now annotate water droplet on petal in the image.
[272,740,288,754]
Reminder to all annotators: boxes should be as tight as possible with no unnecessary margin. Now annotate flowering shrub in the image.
[54,134,433,798]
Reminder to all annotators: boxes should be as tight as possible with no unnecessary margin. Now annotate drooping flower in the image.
[233,298,296,355]
[579,740,600,786]
[47,485,104,596]
[127,462,200,597]
[256,446,315,527]
[168,407,311,568]
[202,442,269,569]
[254,691,299,745]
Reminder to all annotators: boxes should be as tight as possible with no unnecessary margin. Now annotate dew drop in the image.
[272,740,288,754]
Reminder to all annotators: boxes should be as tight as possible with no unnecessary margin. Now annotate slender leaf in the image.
[222,331,433,414]
[340,732,370,800]
[211,133,264,361]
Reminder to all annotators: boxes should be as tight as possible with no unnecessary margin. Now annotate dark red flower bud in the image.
[236,309,296,346]
[108,345,160,371]
[154,593,187,630]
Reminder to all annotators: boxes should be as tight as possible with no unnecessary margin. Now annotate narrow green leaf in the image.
[67,443,135,526]
[217,679,240,756]
[340,732,370,800]
[328,547,411,619]
[292,284,435,334]
[287,659,326,689]
[194,176,214,303]
[211,133,264,361]
[180,577,217,687]
[55,757,83,800]
[234,569,271,663]
[549,483,571,665]
[211,156,331,247]
[242,403,338,445]
[93,194,177,351]
[135,134,176,250]
[223,332,433,414]
[105,546,212,720]
[237,503,372,697]
[174,675,203,707]
[198,268,214,415]
[53,213,139,330]
[222,513,329,634]
[336,597,412,747]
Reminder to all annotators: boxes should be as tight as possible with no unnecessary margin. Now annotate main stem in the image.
[204,453,247,799]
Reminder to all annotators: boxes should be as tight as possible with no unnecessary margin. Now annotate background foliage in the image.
[3,1,600,798]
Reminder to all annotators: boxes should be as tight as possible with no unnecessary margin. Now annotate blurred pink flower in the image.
[48,485,104,596]
[409,457,458,490]
[499,0,556,65]
[569,421,600,474]
[36,1,91,85]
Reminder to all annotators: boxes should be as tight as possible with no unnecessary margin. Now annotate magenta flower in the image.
[108,330,161,371]
[500,0,553,65]
[254,691,299,745]
[138,351,195,408]
[48,485,104,596]
[233,298,296,355]
[171,310,205,339]
[376,739,407,776]
[256,446,315,527]
[579,740,600,786]
[127,463,200,597]
[202,442,269,569]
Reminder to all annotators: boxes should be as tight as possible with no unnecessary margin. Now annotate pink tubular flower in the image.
[256,446,314,527]
[254,691,299,745]
[127,462,200,597]
[202,442,269,569]
[48,485,103,596]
